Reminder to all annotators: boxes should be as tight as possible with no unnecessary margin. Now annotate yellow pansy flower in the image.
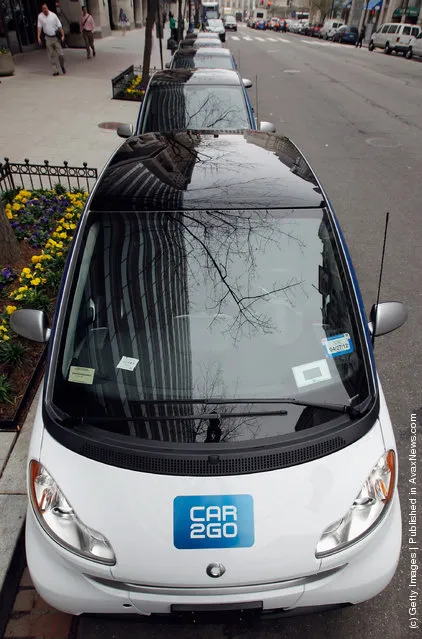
[6,305,17,315]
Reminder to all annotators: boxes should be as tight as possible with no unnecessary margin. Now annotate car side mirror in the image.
[117,123,134,139]
[165,62,170,69]
[259,121,276,133]
[9,309,51,343]
[242,78,253,88]
[368,302,407,337]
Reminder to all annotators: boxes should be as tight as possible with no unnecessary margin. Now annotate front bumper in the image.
[26,495,401,616]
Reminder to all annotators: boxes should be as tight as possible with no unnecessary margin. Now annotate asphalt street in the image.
[76,27,422,639]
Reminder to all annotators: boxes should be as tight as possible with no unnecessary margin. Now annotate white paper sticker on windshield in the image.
[117,356,139,372]
[322,333,354,358]
[292,360,331,389]
[68,366,95,385]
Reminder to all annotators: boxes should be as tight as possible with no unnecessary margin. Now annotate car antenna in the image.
[255,74,259,129]
[372,211,390,349]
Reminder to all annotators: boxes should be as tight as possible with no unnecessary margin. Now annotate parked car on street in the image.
[319,19,344,40]
[179,37,222,49]
[204,18,226,42]
[332,25,358,45]
[128,69,275,134]
[14,128,406,617]
[406,30,422,58]
[310,24,323,37]
[269,17,281,31]
[224,15,237,31]
[255,19,267,30]
[369,22,420,54]
[167,47,236,70]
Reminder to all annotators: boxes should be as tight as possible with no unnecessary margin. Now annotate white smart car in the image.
[12,131,406,618]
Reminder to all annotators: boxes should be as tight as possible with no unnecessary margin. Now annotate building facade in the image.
[0,0,153,54]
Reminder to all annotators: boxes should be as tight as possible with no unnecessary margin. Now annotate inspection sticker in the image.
[68,366,95,385]
[322,333,354,358]
[117,356,139,372]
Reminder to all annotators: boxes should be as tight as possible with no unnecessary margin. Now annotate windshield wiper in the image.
[129,396,363,419]
[63,395,364,426]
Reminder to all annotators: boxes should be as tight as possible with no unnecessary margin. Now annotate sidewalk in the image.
[0,27,170,169]
[0,25,171,616]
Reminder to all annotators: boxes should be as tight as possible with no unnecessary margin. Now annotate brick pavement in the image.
[4,568,74,639]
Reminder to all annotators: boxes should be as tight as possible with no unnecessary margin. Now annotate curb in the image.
[0,523,26,639]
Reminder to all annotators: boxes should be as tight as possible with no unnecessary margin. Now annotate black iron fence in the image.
[112,64,158,101]
[0,158,98,194]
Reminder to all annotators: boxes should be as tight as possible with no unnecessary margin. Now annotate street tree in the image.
[0,198,20,264]
[140,0,158,90]
[310,0,333,23]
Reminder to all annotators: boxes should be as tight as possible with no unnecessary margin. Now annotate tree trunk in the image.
[141,0,157,90]
[178,0,183,42]
[0,198,20,264]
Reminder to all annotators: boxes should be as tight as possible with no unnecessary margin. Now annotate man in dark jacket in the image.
[356,24,365,48]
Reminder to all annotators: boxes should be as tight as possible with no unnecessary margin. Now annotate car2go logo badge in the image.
[173,495,254,549]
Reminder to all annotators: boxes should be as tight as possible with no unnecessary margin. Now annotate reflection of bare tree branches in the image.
[191,363,261,443]
[183,92,249,130]
[161,208,305,340]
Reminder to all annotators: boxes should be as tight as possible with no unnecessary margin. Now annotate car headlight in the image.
[29,460,115,565]
[316,450,395,557]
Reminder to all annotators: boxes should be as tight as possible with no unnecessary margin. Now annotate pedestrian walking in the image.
[169,12,177,40]
[162,11,167,30]
[283,20,287,33]
[356,24,365,48]
[167,35,177,56]
[37,2,66,76]
[80,6,95,58]
[119,8,128,36]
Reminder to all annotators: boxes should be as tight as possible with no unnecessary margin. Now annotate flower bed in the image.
[116,74,146,101]
[0,186,87,426]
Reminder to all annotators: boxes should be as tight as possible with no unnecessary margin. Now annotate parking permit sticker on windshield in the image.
[292,360,331,389]
[322,333,354,358]
[117,356,139,371]
[68,366,95,385]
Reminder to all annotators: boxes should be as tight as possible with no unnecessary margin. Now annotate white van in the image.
[369,22,420,54]
[319,19,344,40]
[406,31,422,58]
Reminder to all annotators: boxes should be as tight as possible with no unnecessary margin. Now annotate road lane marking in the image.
[267,37,277,41]
[278,38,290,43]
[231,35,240,40]
[283,69,300,73]
[255,36,265,41]
[243,36,252,41]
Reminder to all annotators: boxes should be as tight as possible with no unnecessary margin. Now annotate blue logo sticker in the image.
[174,494,254,549]
[322,333,354,358]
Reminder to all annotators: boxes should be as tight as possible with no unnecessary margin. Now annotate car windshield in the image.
[140,85,250,132]
[172,53,233,70]
[52,208,370,443]
[208,19,223,28]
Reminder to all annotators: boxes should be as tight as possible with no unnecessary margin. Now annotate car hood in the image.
[38,419,385,588]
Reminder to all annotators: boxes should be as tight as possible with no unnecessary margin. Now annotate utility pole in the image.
[178,0,183,41]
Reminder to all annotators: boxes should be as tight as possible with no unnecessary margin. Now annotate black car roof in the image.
[90,131,324,211]
[149,68,243,86]
[174,47,231,57]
